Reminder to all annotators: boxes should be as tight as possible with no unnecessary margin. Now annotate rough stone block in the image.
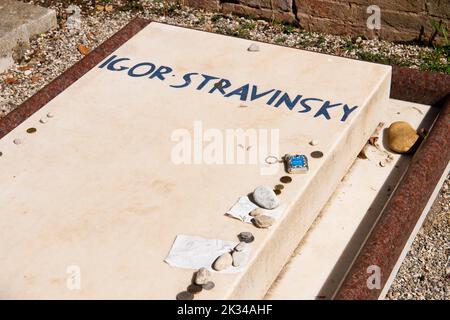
[340,0,426,13]
[233,0,293,12]
[426,0,450,19]
[0,0,56,73]
[222,2,297,23]
[173,0,220,11]
[295,0,367,23]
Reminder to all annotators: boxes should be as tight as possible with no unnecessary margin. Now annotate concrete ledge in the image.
[0,0,56,73]
[335,98,450,300]
[266,98,439,299]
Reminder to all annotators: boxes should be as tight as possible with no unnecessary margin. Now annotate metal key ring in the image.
[265,155,281,165]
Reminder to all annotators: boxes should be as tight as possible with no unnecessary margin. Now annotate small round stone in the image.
[311,151,324,158]
[187,284,203,294]
[274,184,284,190]
[13,138,22,145]
[26,127,37,134]
[194,267,210,285]
[253,185,280,209]
[388,121,419,153]
[252,215,275,228]
[232,250,248,267]
[176,291,194,300]
[309,139,319,146]
[47,112,54,118]
[39,118,48,124]
[280,176,292,184]
[250,208,263,217]
[202,281,215,290]
[274,189,281,195]
[247,43,260,52]
[212,252,233,271]
[238,232,254,243]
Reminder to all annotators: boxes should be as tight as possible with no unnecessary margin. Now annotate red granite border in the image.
[0,18,151,139]
[1,17,449,300]
[391,66,450,106]
[335,69,450,300]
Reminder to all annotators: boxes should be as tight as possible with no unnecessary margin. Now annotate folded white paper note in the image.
[165,235,251,273]
[226,196,287,223]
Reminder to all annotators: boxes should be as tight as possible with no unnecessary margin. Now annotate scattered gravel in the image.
[386,175,449,300]
[1,0,448,299]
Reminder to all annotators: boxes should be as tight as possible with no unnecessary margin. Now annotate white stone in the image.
[65,5,81,31]
[194,267,210,285]
[213,252,233,271]
[253,186,280,209]
[247,43,260,52]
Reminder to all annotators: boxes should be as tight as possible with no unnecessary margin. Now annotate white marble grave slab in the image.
[0,23,391,299]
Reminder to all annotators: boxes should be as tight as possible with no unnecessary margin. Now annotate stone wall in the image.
[173,0,450,43]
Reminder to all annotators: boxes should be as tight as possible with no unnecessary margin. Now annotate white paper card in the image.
[226,196,287,223]
[165,235,251,273]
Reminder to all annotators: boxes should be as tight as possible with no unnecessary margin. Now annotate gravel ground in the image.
[1,0,449,300]
[386,175,449,300]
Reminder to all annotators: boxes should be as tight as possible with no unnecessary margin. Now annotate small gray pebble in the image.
[238,232,254,243]
[247,43,260,52]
